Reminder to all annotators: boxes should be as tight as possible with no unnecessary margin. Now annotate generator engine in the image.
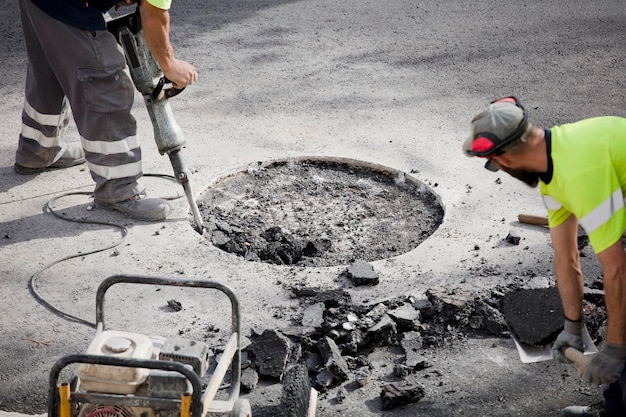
[75,330,211,417]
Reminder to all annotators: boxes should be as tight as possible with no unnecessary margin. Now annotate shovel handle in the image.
[518,214,626,239]
[564,347,591,376]
[518,214,549,226]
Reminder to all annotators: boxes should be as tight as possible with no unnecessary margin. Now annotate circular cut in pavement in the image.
[197,157,444,267]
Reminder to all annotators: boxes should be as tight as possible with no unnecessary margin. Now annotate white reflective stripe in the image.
[81,134,140,155]
[23,100,64,126]
[579,189,624,234]
[20,124,58,148]
[542,195,562,210]
[87,160,142,180]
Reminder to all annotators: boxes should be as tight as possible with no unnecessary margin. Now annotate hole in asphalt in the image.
[197,157,444,267]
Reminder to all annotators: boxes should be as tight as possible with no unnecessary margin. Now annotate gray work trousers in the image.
[16,0,144,203]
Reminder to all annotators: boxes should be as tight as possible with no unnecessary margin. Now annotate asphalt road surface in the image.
[0,1,624,416]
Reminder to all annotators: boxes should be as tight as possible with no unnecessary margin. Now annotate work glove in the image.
[582,343,626,386]
[552,319,584,364]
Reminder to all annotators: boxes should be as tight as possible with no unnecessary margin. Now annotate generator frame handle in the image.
[95,274,242,401]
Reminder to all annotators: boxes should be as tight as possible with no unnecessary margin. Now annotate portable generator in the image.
[47,275,250,417]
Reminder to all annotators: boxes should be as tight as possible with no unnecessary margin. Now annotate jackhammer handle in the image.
[151,76,185,100]
[563,347,591,377]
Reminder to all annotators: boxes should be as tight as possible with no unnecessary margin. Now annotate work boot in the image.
[14,142,86,175]
[95,192,172,221]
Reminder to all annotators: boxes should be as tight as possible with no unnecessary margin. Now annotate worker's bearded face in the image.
[499,165,540,188]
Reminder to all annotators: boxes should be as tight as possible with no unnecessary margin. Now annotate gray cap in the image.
[463,97,529,158]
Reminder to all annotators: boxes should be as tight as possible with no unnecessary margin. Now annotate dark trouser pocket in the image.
[77,66,134,113]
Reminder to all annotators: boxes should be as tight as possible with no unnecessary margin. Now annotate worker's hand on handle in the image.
[139,0,197,89]
[552,319,584,364]
[162,59,198,89]
[582,343,626,385]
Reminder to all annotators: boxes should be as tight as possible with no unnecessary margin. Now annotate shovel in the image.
[510,323,597,368]
[513,333,594,379]
[502,287,598,367]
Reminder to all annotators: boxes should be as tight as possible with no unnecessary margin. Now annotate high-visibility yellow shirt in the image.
[540,116,626,253]
[145,0,172,10]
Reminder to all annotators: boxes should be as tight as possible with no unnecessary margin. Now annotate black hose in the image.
[28,191,128,329]
[27,174,180,328]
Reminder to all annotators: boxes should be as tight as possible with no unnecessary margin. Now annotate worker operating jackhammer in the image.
[14,0,197,222]
[107,3,205,234]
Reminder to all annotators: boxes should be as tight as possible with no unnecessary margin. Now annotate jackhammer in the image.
[107,10,204,234]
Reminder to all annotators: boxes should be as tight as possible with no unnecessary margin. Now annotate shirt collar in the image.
[539,129,553,184]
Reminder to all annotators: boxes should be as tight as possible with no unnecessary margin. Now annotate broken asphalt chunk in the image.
[388,304,421,331]
[400,331,424,368]
[365,315,398,347]
[240,367,259,393]
[301,302,325,328]
[249,329,291,379]
[346,260,379,286]
[380,380,426,410]
[505,230,521,245]
[317,336,350,383]
[167,299,183,312]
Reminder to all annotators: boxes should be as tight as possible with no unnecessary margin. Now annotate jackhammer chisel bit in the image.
[106,10,204,234]
[168,150,204,235]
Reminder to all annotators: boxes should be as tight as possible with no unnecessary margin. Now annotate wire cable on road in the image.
[27,174,180,329]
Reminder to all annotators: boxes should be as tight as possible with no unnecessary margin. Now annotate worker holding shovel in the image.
[463,97,626,417]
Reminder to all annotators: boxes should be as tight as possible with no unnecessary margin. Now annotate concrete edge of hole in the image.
[194,155,445,215]
[191,155,446,268]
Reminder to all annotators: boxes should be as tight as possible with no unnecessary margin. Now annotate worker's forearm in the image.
[554,253,584,321]
[550,216,584,321]
[139,3,175,73]
[604,272,626,344]
[596,241,626,345]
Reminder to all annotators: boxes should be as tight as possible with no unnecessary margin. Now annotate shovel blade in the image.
[512,323,598,363]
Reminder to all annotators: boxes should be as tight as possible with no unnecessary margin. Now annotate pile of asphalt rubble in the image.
[202,260,608,413]
[208,222,333,266]
[193,162,606,412]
